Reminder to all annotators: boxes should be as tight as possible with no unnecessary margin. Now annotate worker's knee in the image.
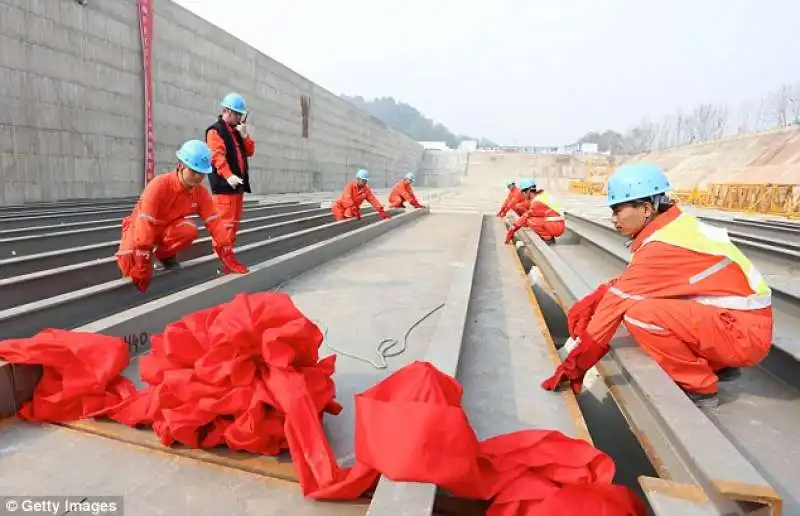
[173,219,199,242]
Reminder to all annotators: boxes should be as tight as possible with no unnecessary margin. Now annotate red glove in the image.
[411,201,424,209]
[353,206,362,220]
[214,245,249,274]
[541,333,609,394]
[130,248,153,292]
[504,225,519,244]
[378,208,390,220]
[497,208,507,217]
[567,281,614,338]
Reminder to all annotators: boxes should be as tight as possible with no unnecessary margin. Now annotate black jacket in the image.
[205,117,251,195]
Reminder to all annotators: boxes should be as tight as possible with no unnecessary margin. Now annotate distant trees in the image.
[577,82,800,155]
[341,95,497,149]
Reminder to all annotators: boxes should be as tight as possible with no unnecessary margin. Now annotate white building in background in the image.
[564,142,600,155]
[418,141,449,150]
[458,140,478,151]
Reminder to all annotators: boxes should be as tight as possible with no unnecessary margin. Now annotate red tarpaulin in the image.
[0,292,644,515]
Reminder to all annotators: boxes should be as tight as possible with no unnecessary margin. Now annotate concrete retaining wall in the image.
[418,150,469,187]
[0,0,423,204]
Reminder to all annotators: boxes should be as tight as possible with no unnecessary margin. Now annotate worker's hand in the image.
[226,174,244,188]
[504,227,518,244]
[236,123,251,139]
[130,248,153,292]
[412,202,424,209]
[378,208,390,220]
[496,210,504,218]
[567,281,613,338]
[541,334,609,395]
[214,245,249,274]
[353,206,362,220]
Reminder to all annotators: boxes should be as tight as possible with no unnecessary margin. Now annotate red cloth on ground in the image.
[0,292,644,516]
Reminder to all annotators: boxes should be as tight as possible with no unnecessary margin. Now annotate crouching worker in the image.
[541,163,773,409]
[388,172,424,209]
[331,168,390,221]
[116,140,250,292]
[496,179,523,217]
[504,178,566,244]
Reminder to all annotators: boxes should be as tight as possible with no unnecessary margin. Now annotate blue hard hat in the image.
[176,139,213,174]
[505,179,516,188]
[607,162,672,207]
[519,178,537,191]
[356,169,370,181]
[221,92,247,114]
[405,172,416,182]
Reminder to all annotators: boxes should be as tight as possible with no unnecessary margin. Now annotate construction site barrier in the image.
[568,180,800,219]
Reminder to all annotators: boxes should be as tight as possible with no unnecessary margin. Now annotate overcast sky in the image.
[174,0,799,145]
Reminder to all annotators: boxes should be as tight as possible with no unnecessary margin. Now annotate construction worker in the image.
[541,163,773,409]
[115,140,249,292]
[496,179,524,217]
[205,92,255,248]
[331,169,390,221]
[503,178,566,243]
[388,172,424,209]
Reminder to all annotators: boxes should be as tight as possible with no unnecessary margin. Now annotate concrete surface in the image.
[279,213,477,459]
[0,420,367,516]
[458,218,581,438]
[0,0,423,204]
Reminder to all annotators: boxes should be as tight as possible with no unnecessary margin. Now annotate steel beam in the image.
[365,213,483,516]
[0,209,401,340]
[0,207,332,279]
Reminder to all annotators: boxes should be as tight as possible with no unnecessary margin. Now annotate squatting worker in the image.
[541,162,773,409]
[388,172,424,209]
[331,169,390,221]
[496,179,523,218]
[115,139,249,292]
[205,92,256,248]
[504,178,566,243]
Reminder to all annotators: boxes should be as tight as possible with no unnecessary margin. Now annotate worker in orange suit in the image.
[496,179,524,217]
[331,169,390,221]
[205,92,255,247]
[388,172,424,209]
[115,140,249,292]
[503,178,566,243]
[541,163,773,409]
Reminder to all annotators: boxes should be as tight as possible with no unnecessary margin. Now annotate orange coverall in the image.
[388,180,422,208]
[206,123,256,246]
[331,181,385,220]
[498,186,524,217]
[115,171,231,275]
[586,206,773,394]
[514,193,566,241]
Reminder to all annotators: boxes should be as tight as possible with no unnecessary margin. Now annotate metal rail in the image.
[0,208,333,278]
[508,211,784,516]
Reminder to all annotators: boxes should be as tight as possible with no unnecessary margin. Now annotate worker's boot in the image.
[158,256,182,271]
[684,390,719,410]
[544,238,556,246]
[716,367,741,382]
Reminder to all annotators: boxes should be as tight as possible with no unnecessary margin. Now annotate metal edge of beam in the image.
[509,213,783,515]
[364,213,484,516]
[0,208,429,422]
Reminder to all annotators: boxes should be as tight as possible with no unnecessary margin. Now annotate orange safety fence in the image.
[569,181,800,219]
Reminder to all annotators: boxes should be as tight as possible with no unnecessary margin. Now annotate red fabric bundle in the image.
[0,292,644,515]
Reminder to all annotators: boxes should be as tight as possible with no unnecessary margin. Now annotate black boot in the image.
[159,256,182,271]
[684,390,719,409]
[716,367,742,382]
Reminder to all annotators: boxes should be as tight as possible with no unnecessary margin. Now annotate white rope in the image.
[317,303,445,369]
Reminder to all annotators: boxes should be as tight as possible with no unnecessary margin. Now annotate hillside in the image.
[342,95,496,149]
